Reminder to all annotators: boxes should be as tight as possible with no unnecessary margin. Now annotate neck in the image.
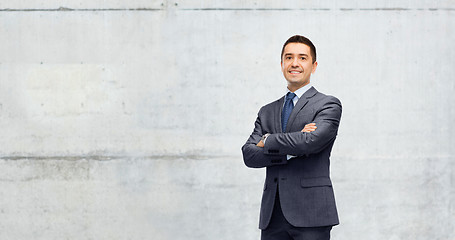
[288,82,309,93]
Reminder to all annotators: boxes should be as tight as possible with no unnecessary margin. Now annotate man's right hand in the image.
[301,123,317,133]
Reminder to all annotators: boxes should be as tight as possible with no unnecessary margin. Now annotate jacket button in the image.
[274,178,278,183]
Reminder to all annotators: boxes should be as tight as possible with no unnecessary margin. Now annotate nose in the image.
[291,58,299,67]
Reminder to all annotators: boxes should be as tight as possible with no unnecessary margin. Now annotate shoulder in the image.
[312,90,342,106]
[259,97,283,112]
[309,91,342,116]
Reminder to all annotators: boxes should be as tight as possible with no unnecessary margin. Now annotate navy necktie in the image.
[282,92,296,132]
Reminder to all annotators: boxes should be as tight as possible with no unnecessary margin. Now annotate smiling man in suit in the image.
[242,35,342,240]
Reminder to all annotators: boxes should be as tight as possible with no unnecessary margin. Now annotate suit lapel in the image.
[275,96,285,133]
[285,87,318,132]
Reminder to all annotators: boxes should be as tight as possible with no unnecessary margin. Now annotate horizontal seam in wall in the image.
[0,7,162,12]
[0,7,455,12]
[0,155,232,161]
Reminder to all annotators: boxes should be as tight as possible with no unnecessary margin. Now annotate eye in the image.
[286,56,292,60]
[300,57,306,60]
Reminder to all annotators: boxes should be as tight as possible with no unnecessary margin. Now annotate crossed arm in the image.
[256,123,317,148]
[242,97,342,168]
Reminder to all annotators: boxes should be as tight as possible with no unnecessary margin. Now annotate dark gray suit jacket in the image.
[242,86,341,229]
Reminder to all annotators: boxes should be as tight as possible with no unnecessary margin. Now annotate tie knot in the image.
[286,92,296,101]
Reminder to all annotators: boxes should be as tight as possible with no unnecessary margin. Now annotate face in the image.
[281,43,317,92]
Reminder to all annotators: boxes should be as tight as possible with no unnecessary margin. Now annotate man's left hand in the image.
[256,140,265,148]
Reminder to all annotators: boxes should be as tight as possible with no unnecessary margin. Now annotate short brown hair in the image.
[281,35,317,63]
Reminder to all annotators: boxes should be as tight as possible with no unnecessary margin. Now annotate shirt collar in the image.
[285,83,313,99]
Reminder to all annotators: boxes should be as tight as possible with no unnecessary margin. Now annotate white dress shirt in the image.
[285,83,313,107]
[263,83,313,160]
[283,83,313,160]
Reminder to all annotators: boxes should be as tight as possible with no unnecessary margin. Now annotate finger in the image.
[301,128,316,132]
[301,125,317,132]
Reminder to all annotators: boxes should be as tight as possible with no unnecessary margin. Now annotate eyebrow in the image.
[284,53,309,57]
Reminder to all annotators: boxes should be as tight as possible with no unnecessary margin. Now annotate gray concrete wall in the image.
[1,1,454,239]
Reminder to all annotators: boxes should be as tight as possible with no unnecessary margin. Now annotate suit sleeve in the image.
[263,96,342,157]
[241,108,288,168]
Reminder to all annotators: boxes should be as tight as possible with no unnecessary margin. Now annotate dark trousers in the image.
[261,190,332,240]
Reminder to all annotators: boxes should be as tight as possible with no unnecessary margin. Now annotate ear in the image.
[311,61,318,74]
[280,61,284,72]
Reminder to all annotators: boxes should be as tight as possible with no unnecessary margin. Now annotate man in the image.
[241,35,342,240]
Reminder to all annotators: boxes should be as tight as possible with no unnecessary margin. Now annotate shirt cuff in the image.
[287,155,296,160]
[262,133,271,144]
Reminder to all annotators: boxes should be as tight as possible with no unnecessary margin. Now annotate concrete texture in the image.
[1,1,454,239]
